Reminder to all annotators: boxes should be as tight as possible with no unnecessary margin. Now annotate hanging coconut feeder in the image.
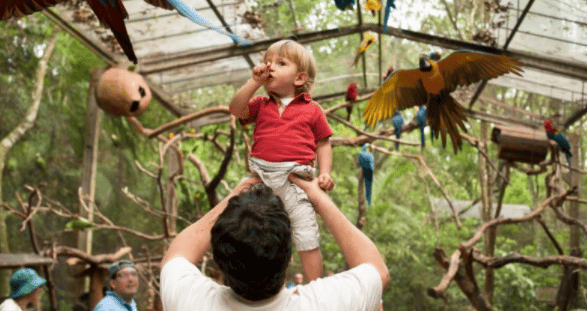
[96,68,152,117]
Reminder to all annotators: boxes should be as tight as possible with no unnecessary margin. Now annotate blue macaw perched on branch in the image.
[364,50,523,153]
[358,144,375,205]
[544,120,572,166]
[392,111,403,151]
[416,105,427,148]
[1,0,250,64]
[382,0,397,33]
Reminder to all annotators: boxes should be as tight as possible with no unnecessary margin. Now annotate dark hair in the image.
[211,184,292,301]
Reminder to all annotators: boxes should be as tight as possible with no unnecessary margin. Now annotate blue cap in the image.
[109,260,136,279]
[9,268,46,299]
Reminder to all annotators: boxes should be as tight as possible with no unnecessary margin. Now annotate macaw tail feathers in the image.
[382,0,395,33]
[427,94,468,154]
[395,132,401,151]
[166,0,251,45]
[346,106,352,121]
[420,124,426,148]
[88,0,137,63]
[565,151,572,167]
[364,179,372,205]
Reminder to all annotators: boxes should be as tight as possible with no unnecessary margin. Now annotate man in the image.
[93,260,139,311]
[293,273,304,286]
[0,268,46,311]
[161,176,389,310]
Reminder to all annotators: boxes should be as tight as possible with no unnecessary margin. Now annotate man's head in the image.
[108,260,139,302]
[294,273,304,285]
[264,39,316,94]
[211,184,292,301]
[9,267,46,303]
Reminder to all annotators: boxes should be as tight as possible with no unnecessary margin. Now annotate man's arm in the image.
[289,175,390,289]
[162,177,261,266]
[316,138,334,191]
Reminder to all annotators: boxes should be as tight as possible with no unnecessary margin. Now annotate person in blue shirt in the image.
[93,260,139,311]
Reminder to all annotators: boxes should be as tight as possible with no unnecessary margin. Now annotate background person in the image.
[93,260,139,311]
[0,268,46,311]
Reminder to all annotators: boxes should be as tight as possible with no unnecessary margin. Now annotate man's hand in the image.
[252,62,271,85]
[318,173,334,191]
[237,176,263,191]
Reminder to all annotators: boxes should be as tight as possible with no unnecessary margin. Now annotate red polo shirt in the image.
[240,93,333,166]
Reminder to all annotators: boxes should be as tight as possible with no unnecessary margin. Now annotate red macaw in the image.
[544,120,572,166]
[346,81,358,121]
[1,0,250,64]
[364,50,523,153]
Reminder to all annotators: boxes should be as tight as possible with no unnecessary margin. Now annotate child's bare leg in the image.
[299,248,323,282]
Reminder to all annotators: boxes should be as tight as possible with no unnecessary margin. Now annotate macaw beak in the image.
[419,54,432,72]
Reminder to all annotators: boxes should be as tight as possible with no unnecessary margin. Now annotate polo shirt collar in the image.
[268,92,312,105]
[105,290,137,311]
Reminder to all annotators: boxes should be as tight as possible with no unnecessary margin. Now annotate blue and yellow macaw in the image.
[353,32,377,66]
[416,105,427,148]
[335,0,355,10]
[364,50,523,153]
[1,0,250,64]
[544,120,572,166]
[382,0,397,33]
[358,144,375,205]
[392,111,403,151]
[365,0,381,15]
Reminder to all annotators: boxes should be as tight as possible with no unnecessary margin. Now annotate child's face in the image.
[263,52,307,98]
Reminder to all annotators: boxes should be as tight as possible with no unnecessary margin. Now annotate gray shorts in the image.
[249,157,319,251]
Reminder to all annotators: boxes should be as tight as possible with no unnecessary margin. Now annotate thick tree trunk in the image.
[0,31,59,297]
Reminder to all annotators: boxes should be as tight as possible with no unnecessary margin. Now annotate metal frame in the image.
[40,1,587,128]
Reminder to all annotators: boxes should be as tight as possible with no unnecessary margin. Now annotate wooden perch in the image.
[126,106,230,138]
[472,249,587,270]
[59,246,132,266]
[428,187,574,298]
[327,113,421,147]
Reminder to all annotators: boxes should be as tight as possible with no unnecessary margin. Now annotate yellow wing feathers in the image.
[439,51,524,91]
[363,50,523,153]
[364,69,426,127]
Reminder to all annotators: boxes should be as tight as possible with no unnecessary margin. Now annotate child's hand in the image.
[318,173,334,191]
[252,62,271,85]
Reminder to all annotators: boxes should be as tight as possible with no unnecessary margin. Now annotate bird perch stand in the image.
[491,125,548,164]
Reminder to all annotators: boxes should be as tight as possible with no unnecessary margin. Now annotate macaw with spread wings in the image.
[1,0,250,64]
[364,50,523,153]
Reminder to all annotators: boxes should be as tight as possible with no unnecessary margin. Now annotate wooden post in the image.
[479,119,495,302]
[166,151,179,233]
[77,67,104,293]
[568,134,580,249]
[88,266,108,310]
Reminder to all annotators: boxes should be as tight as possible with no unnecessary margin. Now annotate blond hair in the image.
[264,40,316,94]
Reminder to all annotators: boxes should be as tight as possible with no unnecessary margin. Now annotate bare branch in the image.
[473,250,587,270]
[428,188,574,297]
[126,106,231,139]
[370,145,462,229]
